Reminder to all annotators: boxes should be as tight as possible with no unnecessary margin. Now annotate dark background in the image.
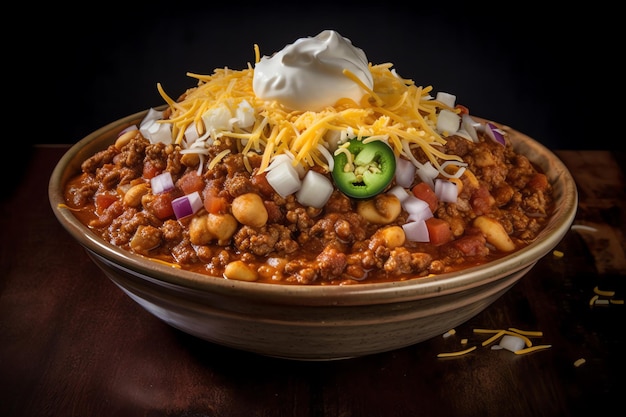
[22,1,619,150]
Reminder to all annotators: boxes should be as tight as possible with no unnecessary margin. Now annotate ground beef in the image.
[64,129,554,285]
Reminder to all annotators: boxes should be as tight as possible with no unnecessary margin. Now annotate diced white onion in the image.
[172,191,203,219]
[202,106,233,133]
[296,171,333,208]
[498,335,526,352]
[434,179,458,203]
[387,185,411,203]
[454,129,472,141]
[436,109,461,135]
[140,119,173,144]
[402,195,433,222]
[234,100,255,129]
[415,162,438,190]
[267,152,305,178]
[184,123,201,144]
[402,220,429,242]
[435,92,456,108]
[461,114,479,142]
[140,108,165,126]
[395,156,416,188]
[265,161,301,198]
[150,172,175,194]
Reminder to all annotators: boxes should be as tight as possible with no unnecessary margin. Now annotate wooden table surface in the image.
[1,146,624,417]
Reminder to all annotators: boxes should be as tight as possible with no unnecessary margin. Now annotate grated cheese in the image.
[593,286,615,297]
[514,345,552,355]
[437,345,477,358]
[442,329,456,338]
[157,59,464,176]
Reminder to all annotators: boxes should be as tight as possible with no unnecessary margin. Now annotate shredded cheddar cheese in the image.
[437,326,550,358]
[157,58,465,176]
[437,346,477,358]
[514,345,552,355]
[593,286,615,297]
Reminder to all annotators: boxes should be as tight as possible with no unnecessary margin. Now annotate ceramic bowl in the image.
[48,109,578,360]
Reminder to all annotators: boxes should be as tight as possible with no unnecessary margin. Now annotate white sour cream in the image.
[253,30,373,111]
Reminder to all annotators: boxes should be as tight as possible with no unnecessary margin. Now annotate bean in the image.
[473,215,516,252]
[232,193,268,228]
[123,183,150,207]
[224,260,258,281]
[357,194,401,224]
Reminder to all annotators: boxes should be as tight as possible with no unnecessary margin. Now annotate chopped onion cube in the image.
[150,172,175,194]
[436,109,460,135]
[296,170,333,208]
[461,114,479,142]
[434,179,458,203]
[184,123,201,144]
[202,105,233,133]
[387,185,411,203]
[435,92,456,108]
[234,100,255,129]
[140,108,165,127]
[172,191,203,219]
[395,156,416,188]
[403,220,429,242]
[265,161,301,198]
[415,162,438,190]
[402,195,433,222]
[140,119,173,144]
[498,335,526,352]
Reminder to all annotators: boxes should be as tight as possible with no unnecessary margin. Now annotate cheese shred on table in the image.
[156,55,464,176]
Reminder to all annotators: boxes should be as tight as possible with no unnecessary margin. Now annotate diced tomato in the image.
[452,233,486,256]
[95,193,118,216]
[204,192,228,214]
[455,104,470,115]
[143,160,160,179]
[470,185,494,215]
[251,172,275,197]
[411,182,438,212]
[177,171,205,195]
[527,173,549,192]
[425,217,452,246]
[150,193,175,220]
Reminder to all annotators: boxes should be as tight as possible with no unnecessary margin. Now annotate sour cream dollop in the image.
[253,30,374,111]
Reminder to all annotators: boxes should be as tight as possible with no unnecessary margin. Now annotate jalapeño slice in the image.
[332,138,396,198]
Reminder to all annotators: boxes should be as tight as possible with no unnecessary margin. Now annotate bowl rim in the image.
[49,109,578,306]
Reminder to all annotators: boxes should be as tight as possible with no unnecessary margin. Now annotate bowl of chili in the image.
[48,108,577,360]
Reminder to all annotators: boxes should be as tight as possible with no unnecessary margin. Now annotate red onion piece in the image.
[150,172,175,194]
[485,122,506,146]
[172,191,203,219]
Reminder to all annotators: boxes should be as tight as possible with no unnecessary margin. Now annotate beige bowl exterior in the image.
[49,109,578,360]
